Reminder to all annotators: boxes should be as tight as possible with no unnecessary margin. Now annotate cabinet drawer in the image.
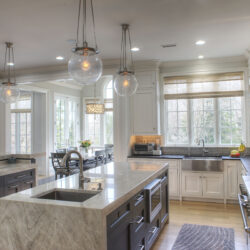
[5,169,35,185]
[107,200,131,232]
[146,214,160,249]
[133,236,146,250]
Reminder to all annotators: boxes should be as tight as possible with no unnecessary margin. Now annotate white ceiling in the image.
[1,0,250,70]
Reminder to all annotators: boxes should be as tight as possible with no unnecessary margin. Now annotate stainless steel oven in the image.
[238,184,250,246]
[145,179,162,222]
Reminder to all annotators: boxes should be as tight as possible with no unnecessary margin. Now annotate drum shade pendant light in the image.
[0,42,20,103]
[114,24,138,97]
[68,0,102,85]
[86,82,104,114]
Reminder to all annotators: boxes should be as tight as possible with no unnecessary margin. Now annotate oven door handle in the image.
[238,194,250,233]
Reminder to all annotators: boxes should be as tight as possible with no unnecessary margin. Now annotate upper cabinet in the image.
[131,71,161,135]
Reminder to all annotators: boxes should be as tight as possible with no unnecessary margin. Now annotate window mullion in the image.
[215,98,219,146]
[188,99,192,145]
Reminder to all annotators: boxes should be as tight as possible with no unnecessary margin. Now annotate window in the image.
[166,99,188,144]
[84,80,113,146]
[10,94,32,153]
[104,81,113,144]
[164,72,244,146]
[54,95,80,149]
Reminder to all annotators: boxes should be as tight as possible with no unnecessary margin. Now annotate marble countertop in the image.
[0,163,36,176]
[2,161,168,215]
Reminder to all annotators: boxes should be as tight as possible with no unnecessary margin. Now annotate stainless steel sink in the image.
[35,189,99,202]
[182,156,223,172]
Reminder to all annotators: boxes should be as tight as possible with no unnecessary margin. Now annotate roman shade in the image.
[164,72,244,100]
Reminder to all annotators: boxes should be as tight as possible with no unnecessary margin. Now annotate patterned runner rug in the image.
[172,224,235,250]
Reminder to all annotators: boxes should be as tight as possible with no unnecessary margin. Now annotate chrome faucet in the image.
[197,138,208,156]
[61,150,90,189]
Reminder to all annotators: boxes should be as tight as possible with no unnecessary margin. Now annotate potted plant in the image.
[79,140,91,153]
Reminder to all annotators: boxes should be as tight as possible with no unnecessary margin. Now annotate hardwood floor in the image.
[153,200,247,250]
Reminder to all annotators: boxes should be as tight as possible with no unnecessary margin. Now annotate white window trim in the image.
[54,94,80,150]
[165,97,245,147]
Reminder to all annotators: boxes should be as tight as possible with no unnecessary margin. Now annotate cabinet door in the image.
[136,71,156,89]
[225,160,239,199]
[132,89,157,135]
[202,173,224,199]
[169,167,179,197]
[182,172,202,197]
[107,201,132,250]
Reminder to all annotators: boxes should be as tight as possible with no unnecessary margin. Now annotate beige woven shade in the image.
[164,72,244,100]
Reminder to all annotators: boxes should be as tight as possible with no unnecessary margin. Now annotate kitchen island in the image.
[0,161,168,250]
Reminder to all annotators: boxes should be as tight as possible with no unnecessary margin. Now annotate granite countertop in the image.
[0,163,36,176]
[2,161,168,215]
[128,154,184,159]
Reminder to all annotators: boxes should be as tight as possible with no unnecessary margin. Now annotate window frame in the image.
[165,97,245,147]
[83,79,114,146]
[54,94,80,150]
[10,95,32,154]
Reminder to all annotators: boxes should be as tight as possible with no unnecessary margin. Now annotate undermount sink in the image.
[34,189,100,202]
[184,156,222,160]
[182,156,223,172]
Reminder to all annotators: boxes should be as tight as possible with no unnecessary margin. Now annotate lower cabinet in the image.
[1,168,36,197]
[182,171,224,199]
[107,169,169,250]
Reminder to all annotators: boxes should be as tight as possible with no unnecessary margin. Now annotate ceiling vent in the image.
[161,44,177,48]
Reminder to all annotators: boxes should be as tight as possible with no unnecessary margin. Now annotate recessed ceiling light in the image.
[196,40,206,45]
[131,47,140,52]
[7,62,14,66]
[56,56,64,60]
[198,55,204,59]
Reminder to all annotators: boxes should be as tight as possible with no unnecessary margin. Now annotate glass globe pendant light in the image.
[68,0,102,85]
[0,42,20,103]
[114,24,138,97]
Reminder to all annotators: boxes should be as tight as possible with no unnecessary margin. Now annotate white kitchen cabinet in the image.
[135,71,157,89]
[132,89,158,134]
[182,172,202,197]
[182,171,224,199]
[224,160,240,199]
[202,173,224,199]
[130,70,160,135]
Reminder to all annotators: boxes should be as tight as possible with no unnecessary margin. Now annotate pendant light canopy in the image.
[68,0,102,85]
[0,42,20,103]
[114,24,138,97]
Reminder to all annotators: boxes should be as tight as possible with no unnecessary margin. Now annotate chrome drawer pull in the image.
[138,245,145,250]
[136,216,144,224]
[16,174,27,179]
[149,226,157,234]
[135,194,144,202]
[25,181,33,185]
[8,185,18,189]
[130,216,144,224]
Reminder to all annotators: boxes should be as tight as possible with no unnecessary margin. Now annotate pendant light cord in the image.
[119,24,134,72]
[76,0,81,47]
[90,0,98,51]
[75,0,98,50]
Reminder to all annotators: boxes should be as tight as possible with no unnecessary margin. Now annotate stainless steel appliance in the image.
[144,178,162,222]
[133,143,155,155]
[238,184,250,246]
